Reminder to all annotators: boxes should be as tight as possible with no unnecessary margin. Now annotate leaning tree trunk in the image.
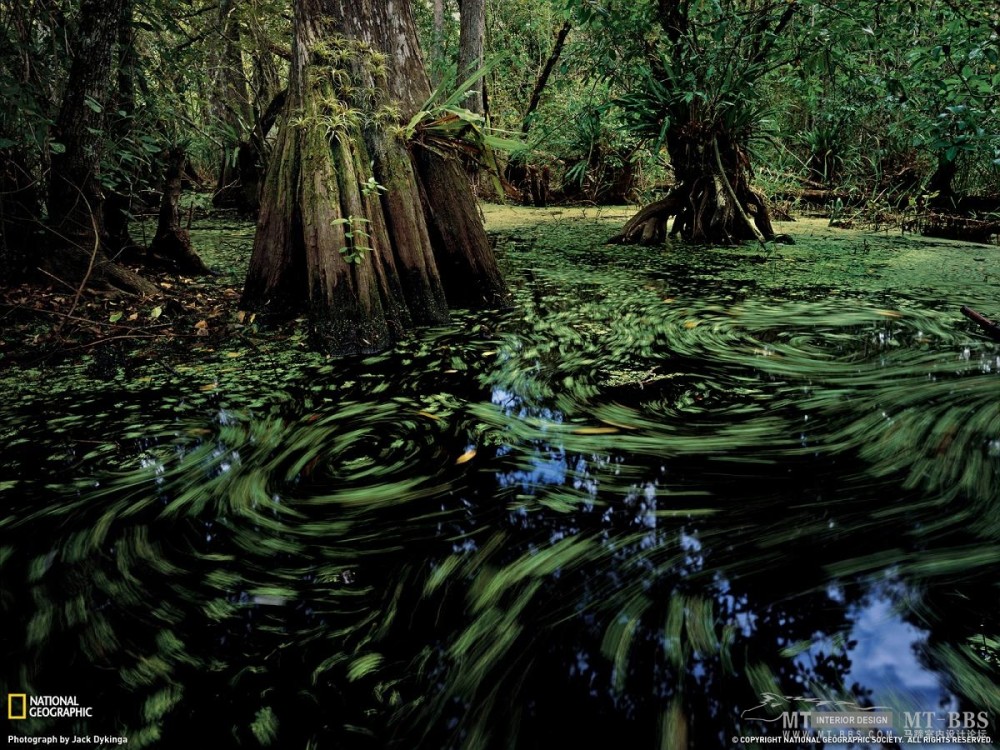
[45,0,155,295]
[241,0,508,353]
[611,129,775,246]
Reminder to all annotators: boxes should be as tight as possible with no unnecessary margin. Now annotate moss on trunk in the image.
[241,0,508,353]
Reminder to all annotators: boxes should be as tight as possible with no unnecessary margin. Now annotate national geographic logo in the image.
[7,694,93,719]
[8,694,26,720]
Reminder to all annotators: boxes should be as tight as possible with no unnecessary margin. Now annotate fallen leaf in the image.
[109,311,123,323]
[598,419,638,431]
[455,448,477,464]
[194,320,208,329]
[684,320,700,329]
[150,306,162,319]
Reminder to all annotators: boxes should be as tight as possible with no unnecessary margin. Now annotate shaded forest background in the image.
[1,0,998,344]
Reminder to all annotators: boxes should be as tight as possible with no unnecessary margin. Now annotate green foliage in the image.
[760,0,1000,195]
[2,205,999,746]
[250,706,279,746]
[406,63,527,195]
[332,216,373,264]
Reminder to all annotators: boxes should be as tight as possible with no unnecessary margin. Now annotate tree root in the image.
[607,195,680,245]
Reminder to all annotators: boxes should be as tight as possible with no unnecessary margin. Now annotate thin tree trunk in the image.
[521,20,571,135]
[457,0,486,115]
[45,0,155,294]
[105,0,141,259]
[149,146,211,275]
[432,0,446,85]
[211,0,252,208]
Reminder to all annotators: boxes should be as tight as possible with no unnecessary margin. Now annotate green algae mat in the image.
[2,206,997,748]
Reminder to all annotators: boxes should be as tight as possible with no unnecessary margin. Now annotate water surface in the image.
[2,208,997,749]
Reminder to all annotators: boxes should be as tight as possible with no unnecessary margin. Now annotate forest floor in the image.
[0,202,996,379]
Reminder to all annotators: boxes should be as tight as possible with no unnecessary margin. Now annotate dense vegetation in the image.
[2,2,997,322]
[1,2,998,750]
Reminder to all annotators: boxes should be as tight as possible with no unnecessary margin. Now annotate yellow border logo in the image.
[8,693,27,720]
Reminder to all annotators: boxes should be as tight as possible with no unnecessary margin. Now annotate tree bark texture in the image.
[341,0,509,308]
[45,0,155,294]
[149,146,212,275]
[431,0,446,84]
[612,131,775,246]
[212,0,253,208]
[242,0,508,353]
[105,0,141,258]
[457,0,486,115]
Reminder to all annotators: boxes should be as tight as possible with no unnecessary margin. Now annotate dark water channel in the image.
[2,209,998,749]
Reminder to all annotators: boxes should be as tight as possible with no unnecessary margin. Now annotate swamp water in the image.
[2,207,998,749]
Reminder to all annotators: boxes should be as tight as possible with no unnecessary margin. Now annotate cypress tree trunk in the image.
[105,0,141,259]
[45,0,155,294]
[371,0,507,307]
[242,0,509,353]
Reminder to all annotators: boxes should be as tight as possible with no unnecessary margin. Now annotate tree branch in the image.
[521,20,571,135]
